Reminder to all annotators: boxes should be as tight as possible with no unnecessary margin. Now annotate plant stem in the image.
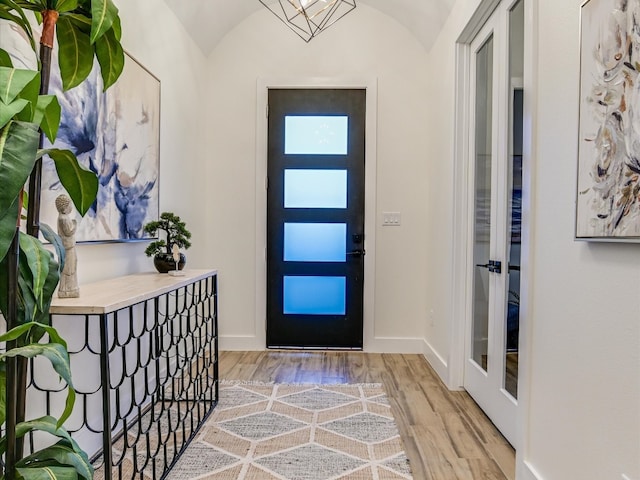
[17,8,59,464]
[25,11,57,239]
[5,228,20,480]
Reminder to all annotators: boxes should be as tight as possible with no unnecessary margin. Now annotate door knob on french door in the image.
[475,260,502,273]
[346,249,366,257]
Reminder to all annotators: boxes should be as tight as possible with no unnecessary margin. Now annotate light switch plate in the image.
[383,212,401,226]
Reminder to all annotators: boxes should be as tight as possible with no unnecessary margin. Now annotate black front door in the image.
[267,88,366,349]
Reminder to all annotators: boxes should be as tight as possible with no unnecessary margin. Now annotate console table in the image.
[34,269,219,480]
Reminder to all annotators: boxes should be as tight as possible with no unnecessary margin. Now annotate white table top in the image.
[49,269,217,315]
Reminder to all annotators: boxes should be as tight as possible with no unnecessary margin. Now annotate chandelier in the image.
[259,0,357,42]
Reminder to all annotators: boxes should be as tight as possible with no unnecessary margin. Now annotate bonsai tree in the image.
[0,1,124,478]
[144,212,192,258]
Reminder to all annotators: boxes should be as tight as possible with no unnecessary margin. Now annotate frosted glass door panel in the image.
[284,223,347,262]
[472,34,494,371]
[284,170,347,208]
[285,116,348,155]
[283,276,346,315]
[504,0,525,400]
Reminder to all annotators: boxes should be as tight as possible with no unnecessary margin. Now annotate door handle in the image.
[346,249,366,257]
[475,260,502,273]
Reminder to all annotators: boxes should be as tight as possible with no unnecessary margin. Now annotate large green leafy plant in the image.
[0,1,124,478]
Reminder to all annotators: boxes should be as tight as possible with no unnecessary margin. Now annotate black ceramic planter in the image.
[153,253,186,273]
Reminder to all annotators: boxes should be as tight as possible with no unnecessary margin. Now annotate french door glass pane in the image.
[472,34,494,371]
[283,276,346,315]
[285,116,349,155]
[284,169,347,208]
[284,223,347,262]
[505,0,525,399]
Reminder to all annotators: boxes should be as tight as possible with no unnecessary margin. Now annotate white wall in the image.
[72,0,210,285]
[423,0,484,375]
[205,5,431,351]
[426,0,640,479]
[526,1,640,478]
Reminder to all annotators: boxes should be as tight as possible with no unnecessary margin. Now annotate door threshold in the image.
[267,346,363,351]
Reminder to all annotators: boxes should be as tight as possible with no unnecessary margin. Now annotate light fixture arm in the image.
[259,0,357,42]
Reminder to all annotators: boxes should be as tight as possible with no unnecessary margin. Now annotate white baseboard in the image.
[219,335,424,353]
[219,335,265,351]
[364,337,425,353]
[517,461,543,480]
[422,339,449,384]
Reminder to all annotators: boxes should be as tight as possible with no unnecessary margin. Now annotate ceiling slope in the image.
[162,0,456,55]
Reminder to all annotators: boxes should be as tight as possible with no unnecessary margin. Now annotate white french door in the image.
[464,0,525,448]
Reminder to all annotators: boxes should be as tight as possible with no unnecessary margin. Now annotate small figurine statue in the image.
[56,194,80,298]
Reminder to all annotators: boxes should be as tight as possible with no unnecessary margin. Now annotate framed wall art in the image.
[576,0,640,241]
[4,21,161,242]
[42,52,161,242]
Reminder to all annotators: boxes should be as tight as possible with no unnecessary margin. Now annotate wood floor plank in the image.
[442,413,487,459]
[218,351,515,480]
[485,442,517,480]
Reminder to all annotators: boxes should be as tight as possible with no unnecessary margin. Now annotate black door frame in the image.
[254,79,378,351]
[266,88,366,349]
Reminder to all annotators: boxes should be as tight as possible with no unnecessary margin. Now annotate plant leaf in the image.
[17,267,37,324]
[0,243,19,323]
[40,223,66,271]
[56,16,93,91]
[0,66,39,105]
[89,0,118,44]
[0,321,35,343]
[16,66,40,117]
[63,13,91,34]
[0,120,39,214]
[0,416,81,456]
[34,265,60,326]
[40,148,98,215]
[33,225,62,326]
[0,48,13,67]
[33,95,61,143]
[54,0,78,13]
[19,232,51,310]
[0,363,6,425]
[95,27,124,90]
[0,195,19,262]
[110,14,121,41]
[0,97,29,130]
[16,466,80,480]
[0,343,75,423]
[17,440,93,480]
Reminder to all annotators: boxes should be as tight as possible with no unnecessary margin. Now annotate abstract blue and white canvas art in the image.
[5,22,160,242]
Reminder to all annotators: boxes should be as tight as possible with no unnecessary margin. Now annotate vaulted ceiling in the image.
[162,0,456,56]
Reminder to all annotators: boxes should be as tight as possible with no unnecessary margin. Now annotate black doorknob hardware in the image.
[475,260,502,273]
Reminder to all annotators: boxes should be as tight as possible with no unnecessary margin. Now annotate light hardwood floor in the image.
[218,351,515,480]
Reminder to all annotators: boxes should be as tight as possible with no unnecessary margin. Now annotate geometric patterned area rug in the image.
[166,381,413,480]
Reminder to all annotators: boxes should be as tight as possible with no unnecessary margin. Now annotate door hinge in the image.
[266,103,269,118]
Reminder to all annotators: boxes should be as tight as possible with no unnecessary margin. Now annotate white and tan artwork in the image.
[576,0,640,240]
